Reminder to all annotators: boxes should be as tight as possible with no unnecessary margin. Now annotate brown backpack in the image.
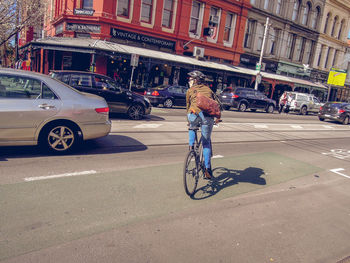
[191,87,221,118]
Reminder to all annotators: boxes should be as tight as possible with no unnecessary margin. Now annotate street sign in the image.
[130,54,139,67]
[327,68,347,86]
[256,63,261,71]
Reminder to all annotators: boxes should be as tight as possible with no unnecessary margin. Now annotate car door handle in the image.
[39,104,56,109]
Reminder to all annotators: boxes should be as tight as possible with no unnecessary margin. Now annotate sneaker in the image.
[204,168,213,180]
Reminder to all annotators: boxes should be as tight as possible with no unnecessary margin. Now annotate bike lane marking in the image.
[24,170,97,182]
[330,168,350,179]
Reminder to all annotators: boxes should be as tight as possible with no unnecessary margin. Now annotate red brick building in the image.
[23,0,252,89]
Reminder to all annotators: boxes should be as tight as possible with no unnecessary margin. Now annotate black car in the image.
[50,70,151,120]
[219,87,275,113]
[144,85,188,108]
[318,102,350,125]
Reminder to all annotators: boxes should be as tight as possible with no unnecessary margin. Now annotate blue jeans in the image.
[187,112,214,169]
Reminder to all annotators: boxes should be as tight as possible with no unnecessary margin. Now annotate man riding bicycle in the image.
[186,70,222,180]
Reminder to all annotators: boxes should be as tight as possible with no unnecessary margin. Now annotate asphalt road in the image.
[1,108,350,263]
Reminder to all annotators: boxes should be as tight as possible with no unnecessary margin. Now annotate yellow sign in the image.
[327,68,347,86]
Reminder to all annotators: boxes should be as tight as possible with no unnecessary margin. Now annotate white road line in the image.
[323,125,335,129]
[24,170,97,182]
[254,124,268,129]
[330,168,350,179]
[134,124,162,129]
[291,125,303,129]
[212,155,224,159]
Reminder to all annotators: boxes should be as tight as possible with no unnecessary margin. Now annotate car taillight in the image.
[232,94,239,98]
[95,107,109,114]
[338,109,345,114]
[152,91,160,96]
[319,106,323,111]
[144,91,147,95]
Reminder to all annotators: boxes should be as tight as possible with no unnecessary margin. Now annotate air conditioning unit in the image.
[209,15,219,24]
[193,46,205,58]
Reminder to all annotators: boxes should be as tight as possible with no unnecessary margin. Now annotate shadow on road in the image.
[0,135,147,160]
[192,166,266,200]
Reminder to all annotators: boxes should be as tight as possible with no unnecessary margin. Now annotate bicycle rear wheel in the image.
[183,150,199,196]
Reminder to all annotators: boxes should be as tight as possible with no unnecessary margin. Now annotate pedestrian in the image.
[279,92,287,114]
[186,70,222,180]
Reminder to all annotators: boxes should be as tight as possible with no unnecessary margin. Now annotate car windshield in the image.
[152,85,168,90]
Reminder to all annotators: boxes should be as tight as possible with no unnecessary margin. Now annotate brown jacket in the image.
[186,84,220,115]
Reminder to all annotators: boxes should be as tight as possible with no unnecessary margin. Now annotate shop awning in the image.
[28,37,328,90]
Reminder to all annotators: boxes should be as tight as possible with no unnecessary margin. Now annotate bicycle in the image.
[183,125,211,196]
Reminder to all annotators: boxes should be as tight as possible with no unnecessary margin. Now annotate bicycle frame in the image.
[191,127,205,176]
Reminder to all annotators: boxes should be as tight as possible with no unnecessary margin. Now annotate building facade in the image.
[22,0,251,90]
[312,0,350,101]
[242,0,329,102]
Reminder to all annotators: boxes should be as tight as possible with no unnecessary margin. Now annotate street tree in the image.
[0,0,45,65]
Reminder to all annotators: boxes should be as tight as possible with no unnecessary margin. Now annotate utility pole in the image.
[254,17,269,90]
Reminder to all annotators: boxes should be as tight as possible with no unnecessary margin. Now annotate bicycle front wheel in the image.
[183,150,199,196]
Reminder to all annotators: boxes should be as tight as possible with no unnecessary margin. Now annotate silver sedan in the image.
[0,68,111,154]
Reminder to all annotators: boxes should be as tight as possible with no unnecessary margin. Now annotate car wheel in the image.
[266,105,274,113]
[163,98,173,108]
[223,105,230,111]
[319,117,325,121]
[342,116,349,125]
[40,123,79,154]
[300,106,307,115]
[238,103,247,112]
[128,104,145,120]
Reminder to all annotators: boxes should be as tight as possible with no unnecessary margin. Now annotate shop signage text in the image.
[110,28,175,49]
[66,23,101,33]
[74,9,95,16]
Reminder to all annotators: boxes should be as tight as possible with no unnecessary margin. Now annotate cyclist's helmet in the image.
[188,70,206,83]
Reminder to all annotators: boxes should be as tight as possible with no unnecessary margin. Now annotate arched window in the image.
[323,12,330,33]
[331,16,338,36]
[311,7,320,29]
[338,19,345,39]
[276,0,282,15]
[302,2,311,25]
[292,0,300,21]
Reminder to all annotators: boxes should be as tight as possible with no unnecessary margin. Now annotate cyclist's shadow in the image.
[192,166,266,200]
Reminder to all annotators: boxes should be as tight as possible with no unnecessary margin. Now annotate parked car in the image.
[219,87,275,113]
[281,91,323,115]
[318,102,350,125]
[0,68,111,154]
[144,84,188,108]
[50,70,151,120]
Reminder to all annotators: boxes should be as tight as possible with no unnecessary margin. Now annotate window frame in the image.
[117,0,130,18]
[223,12,237,47]
[189,0,204,38]
[162,0,174,29]
[82,0,93,9]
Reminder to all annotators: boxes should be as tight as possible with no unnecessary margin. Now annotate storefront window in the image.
[117,0,130,17]
[141,0,153,23]
[162,0,174,28]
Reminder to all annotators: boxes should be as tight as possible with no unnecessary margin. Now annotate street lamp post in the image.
[254,17,269,90]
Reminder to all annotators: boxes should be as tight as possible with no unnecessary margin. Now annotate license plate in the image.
[222,95,227,98]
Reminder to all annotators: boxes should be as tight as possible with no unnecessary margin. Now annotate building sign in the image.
[327,68,347,86]
[66,23,101,33]
[74,9,95,16]
[110,28,175,49]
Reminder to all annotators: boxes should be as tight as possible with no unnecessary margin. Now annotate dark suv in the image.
[144,84,188,108]
[219,87,275,113]
[50,70,151,120]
